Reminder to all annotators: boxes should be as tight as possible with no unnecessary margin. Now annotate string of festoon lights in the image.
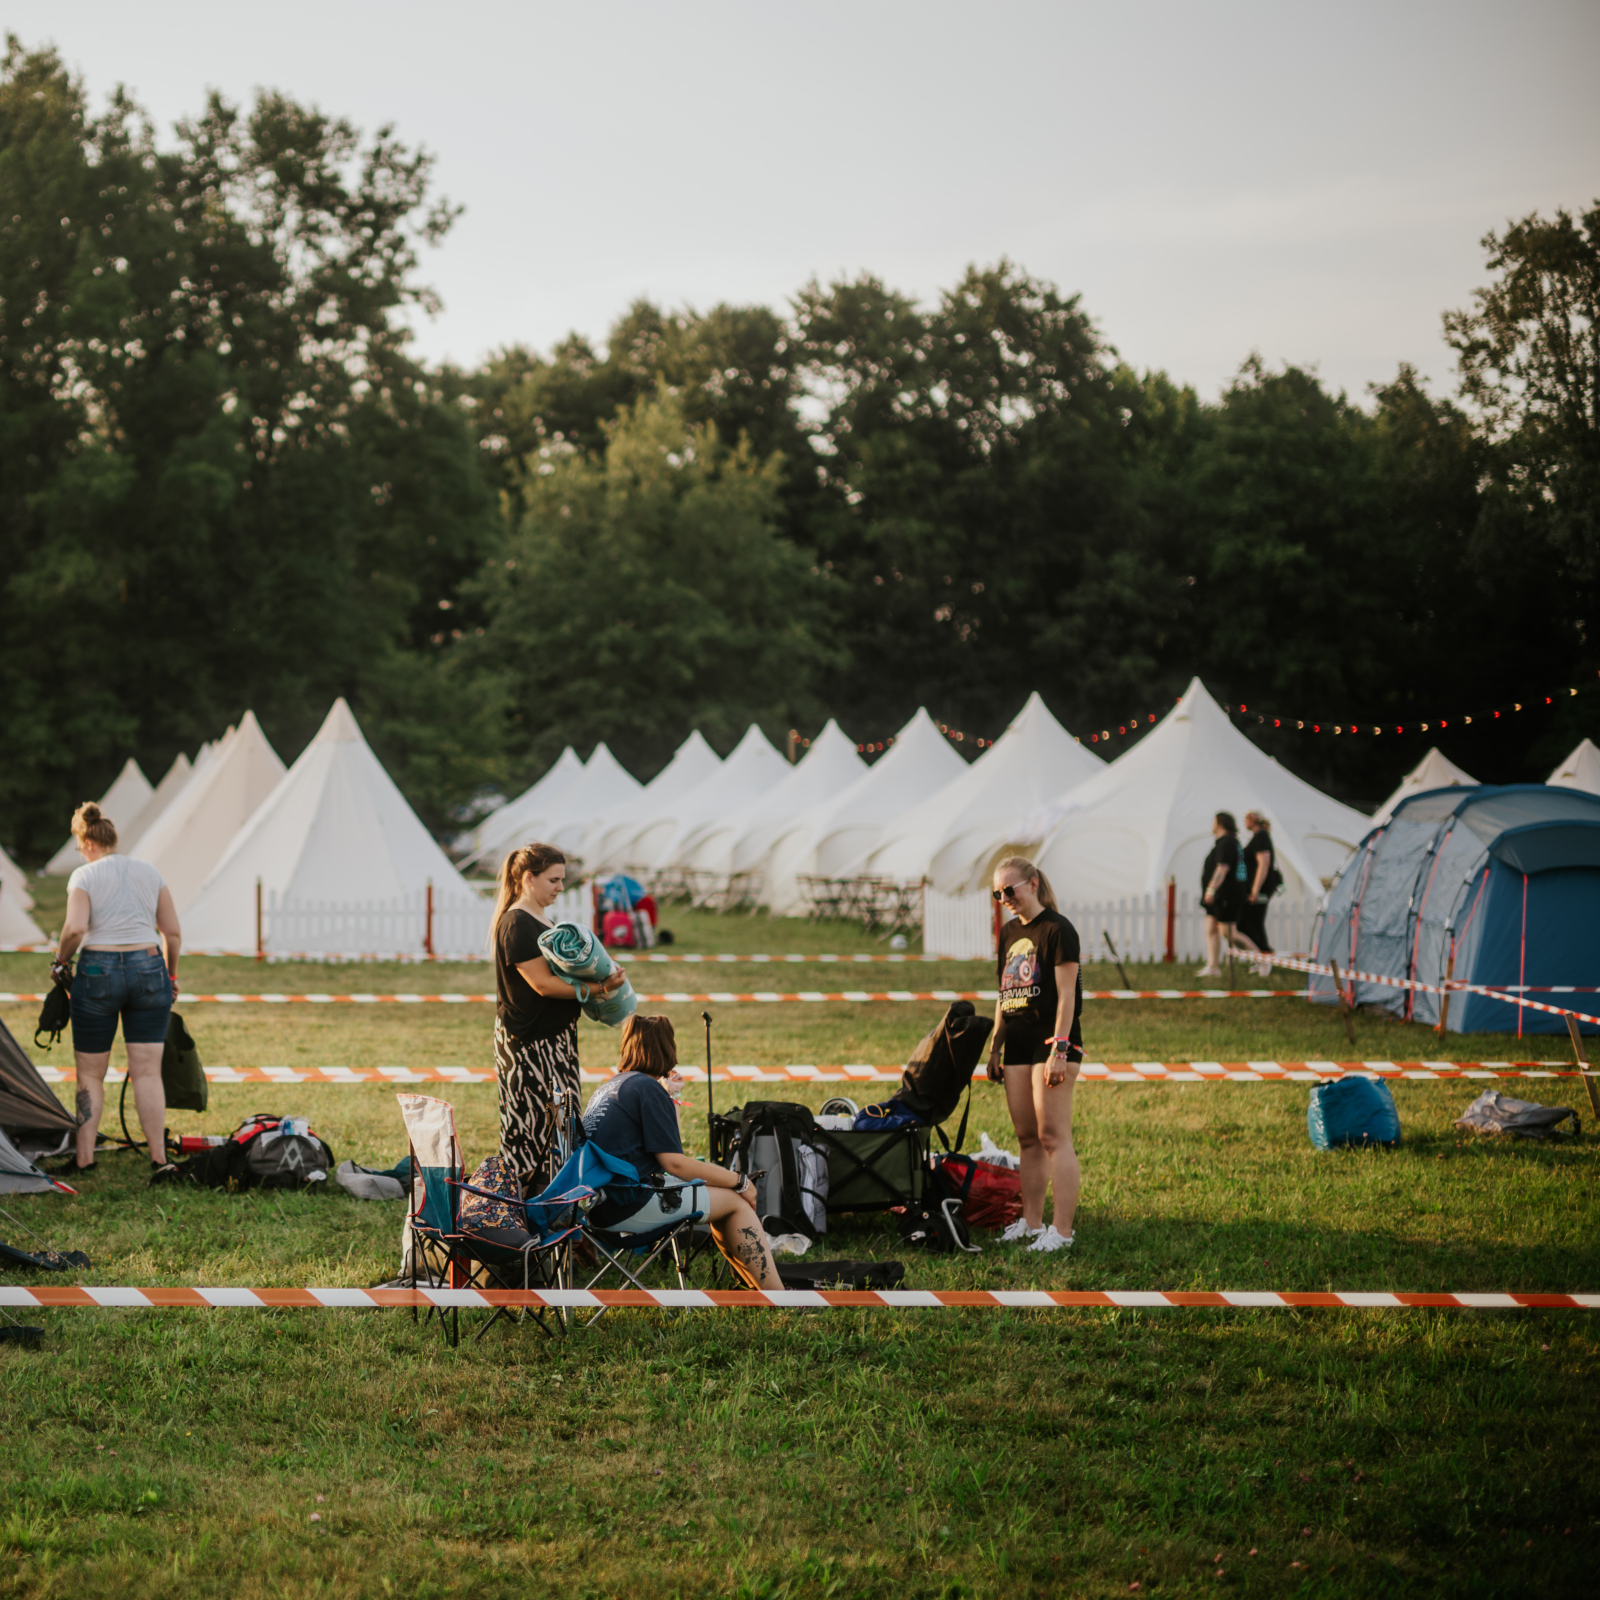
[788,671,1600,757]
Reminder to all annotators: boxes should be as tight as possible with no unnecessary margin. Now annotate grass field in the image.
[2,897,1596,1597]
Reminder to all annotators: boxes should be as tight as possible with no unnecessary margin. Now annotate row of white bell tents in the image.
[181,699,480,951]
[583,731,723,869]
[1367,738,1600,828]
[1548,738,1600,795]
[1025,679,1371,903]
[42,757,156,873]
[463,745,586,866]
[0,839,35,913]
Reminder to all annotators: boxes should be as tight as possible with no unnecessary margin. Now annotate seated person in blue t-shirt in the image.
[581,1015,781,1290]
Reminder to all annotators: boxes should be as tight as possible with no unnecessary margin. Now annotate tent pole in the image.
[1435,949,1454,1035]
[1565,1014,1600,1121]
[1164,879,1175,963]
[255,878,263,962]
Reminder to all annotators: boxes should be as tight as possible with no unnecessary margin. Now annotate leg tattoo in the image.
[75,1089,92,1123]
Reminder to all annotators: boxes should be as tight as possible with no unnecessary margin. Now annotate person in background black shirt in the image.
[491,843,627,1193]
[1238,811,1279,979]
[1198,811,1261,977]
[985,854,1083,1253]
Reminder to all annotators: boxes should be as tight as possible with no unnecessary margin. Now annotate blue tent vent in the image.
[1307,1078,1400,1150]
[1311,784,1600,1035]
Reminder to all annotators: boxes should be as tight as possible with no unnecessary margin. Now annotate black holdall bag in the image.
[726,1101,831,1239]
[168,1113,334,1191]
[895,1001,995,1152]
[35,970,72,1050]
[776,1259,907,1291]
[161,1011,207,1113]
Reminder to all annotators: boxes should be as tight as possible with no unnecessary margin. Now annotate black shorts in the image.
[1237,898,1272,951]
[1205,892,1244,926]
[1003,1030,1055,1067]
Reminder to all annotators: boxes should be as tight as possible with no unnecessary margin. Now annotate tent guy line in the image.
[3,1287,1594,1312]
[29,1062,1586,1085]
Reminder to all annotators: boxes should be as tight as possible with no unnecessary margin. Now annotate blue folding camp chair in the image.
[397,1093,567,1347]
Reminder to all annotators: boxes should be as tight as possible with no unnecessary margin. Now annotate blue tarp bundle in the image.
[1311,784,1600,1034]
[1307,1078,1401,1149]
[537,921,638,1027]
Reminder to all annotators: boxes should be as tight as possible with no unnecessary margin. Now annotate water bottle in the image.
[280,1116,310,1138]
[176,1134,227,1153]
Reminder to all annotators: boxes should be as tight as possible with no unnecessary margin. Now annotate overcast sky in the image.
[15,0,1598,401]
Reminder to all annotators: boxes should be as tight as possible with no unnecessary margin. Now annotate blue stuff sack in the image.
[536,921,637,1027]
[1307,1077,1401,1150]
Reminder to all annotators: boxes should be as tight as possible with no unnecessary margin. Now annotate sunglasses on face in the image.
[991,883,1027,903]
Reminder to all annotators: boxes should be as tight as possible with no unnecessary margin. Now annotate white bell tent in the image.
[529,745,642,857]
[116,752,194,854]
[680,720,869,878]
[581,730,723,871]
[182,698,482,952]
[856,692,1104,892]
[630,726,789,871]
[132,714,286,911]
[463,746,585,867]
[763,708,968,913]
[1371,747,1478,825]
[44,758,153,874]
[1031,678,1369,902]
[0,840,35,913]
[1547,738,1600,796]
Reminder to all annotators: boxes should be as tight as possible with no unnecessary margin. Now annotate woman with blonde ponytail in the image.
[986,855,1083,1253]
[491,843,628,1193]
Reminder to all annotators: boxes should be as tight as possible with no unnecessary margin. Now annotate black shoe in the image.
[148,1162,182,1187]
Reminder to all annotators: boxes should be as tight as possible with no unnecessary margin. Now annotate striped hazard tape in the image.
[30,1061,1587,1085]
[1,1286,1594,1311]
[0,988,1313,1005]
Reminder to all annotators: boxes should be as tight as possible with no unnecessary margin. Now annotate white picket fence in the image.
[260,884,589,958]
[922,887,1320,963]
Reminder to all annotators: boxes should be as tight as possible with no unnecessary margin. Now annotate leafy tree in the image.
[466,390,833,784]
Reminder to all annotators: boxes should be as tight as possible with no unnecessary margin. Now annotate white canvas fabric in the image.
[642,725,793,871]
[0,840,34,912]
[132,713,286,911]
[1030,678,1370,901]
[44,758,154,874]
[680,720,868,877]
[181,699,481,951]
[763,708,967,913]
[463,746,585,867]
[582,730,723,871]
[856,692,1105,892]
[0,880,45,944]
[115,753,194,854]
[538,744,643,856]
[1371,747,1478,825]
[1547,738,1600,796]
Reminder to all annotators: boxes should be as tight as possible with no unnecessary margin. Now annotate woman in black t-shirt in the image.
[491,843,628,1193]
[1238,811,1278,978]
[1198,811,1248,977]
[984,854,1083,1254]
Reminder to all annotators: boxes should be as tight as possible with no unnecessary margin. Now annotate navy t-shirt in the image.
[581,1071,684,1220]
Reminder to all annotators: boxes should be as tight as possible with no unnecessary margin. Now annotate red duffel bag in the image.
[936,1153,1022,1231]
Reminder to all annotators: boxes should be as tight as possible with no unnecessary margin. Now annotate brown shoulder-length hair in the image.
[71,802,118,851]
[993,854,1058,911]
[618,1015,677,1078]
[490,843,567,941]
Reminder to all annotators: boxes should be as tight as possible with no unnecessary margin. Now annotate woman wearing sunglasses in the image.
[985,855,1082,1253]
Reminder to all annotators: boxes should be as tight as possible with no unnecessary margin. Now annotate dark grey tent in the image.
[0,1015,77,1137]
[1312,784,1600,1034]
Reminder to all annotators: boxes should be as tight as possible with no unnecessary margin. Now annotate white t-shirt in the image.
[67,854,166,947]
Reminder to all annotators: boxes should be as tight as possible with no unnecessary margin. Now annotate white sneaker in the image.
[1028,1224,1074,1253]
[1194,965,1221,978]
[1000,1217,1043,1244]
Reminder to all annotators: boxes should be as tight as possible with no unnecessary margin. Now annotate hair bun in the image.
[81,804,102,822]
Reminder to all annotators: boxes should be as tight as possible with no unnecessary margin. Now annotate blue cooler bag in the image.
[1307,1078,1400,1150]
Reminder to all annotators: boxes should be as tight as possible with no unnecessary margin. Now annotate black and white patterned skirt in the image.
[492,1019,581,1194]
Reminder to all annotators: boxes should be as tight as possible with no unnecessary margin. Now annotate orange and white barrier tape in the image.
[1270,954,1600,1030]
[31,1060,1586,1086]
[2,1285,1593,1311]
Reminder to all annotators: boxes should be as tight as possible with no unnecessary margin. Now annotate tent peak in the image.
[312,698,364,746]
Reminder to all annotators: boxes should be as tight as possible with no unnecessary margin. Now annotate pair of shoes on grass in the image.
[1000,1218,1074,1252]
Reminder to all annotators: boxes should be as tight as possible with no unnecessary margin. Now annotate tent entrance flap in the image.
[1489,821,1600,876]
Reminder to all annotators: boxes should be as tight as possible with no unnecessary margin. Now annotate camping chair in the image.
[525,1139,709,1328]
[395,1093,565,1348]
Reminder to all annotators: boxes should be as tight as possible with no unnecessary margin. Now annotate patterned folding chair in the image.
[397,1092,566,1348]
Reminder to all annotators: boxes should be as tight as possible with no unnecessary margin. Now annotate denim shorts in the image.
[71,949,173,1053]
[596,1181,708,1235]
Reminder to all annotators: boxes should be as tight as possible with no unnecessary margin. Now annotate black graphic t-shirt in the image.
[1201,834,1242,899]
[1242,829,1280,898]
[996,909,1083,1051]
[494,909,582,1042]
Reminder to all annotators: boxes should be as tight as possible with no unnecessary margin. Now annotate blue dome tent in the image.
[1311,785,1600,1034]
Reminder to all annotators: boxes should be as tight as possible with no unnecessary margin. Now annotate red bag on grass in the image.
[936,1153,1023,1231]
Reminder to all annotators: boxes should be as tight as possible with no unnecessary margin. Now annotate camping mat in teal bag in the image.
[536,921,638,1027]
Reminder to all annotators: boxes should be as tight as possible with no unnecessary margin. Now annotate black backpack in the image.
[726,1101,830,1239]
[777,1259,906,1291]
[35,975,71,1049]
[169,1113,334,1191]
[895,1001,995,1150]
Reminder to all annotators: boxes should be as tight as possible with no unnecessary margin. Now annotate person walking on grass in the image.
[986,855,1082,1253]
[53,802,182,1180]
[492,843,628,1195]
[1238,811,1280,980]
[1197,811,1262,977]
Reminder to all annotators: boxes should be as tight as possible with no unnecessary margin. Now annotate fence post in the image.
[424,881,434,959]
[255,878,263,961]
[1164,878,1176,963]
[1435,948,1454,1035]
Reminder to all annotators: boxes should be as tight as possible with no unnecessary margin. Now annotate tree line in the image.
[2,40,1596,860]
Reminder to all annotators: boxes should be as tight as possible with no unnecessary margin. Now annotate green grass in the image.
[2,893,1597,1596]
